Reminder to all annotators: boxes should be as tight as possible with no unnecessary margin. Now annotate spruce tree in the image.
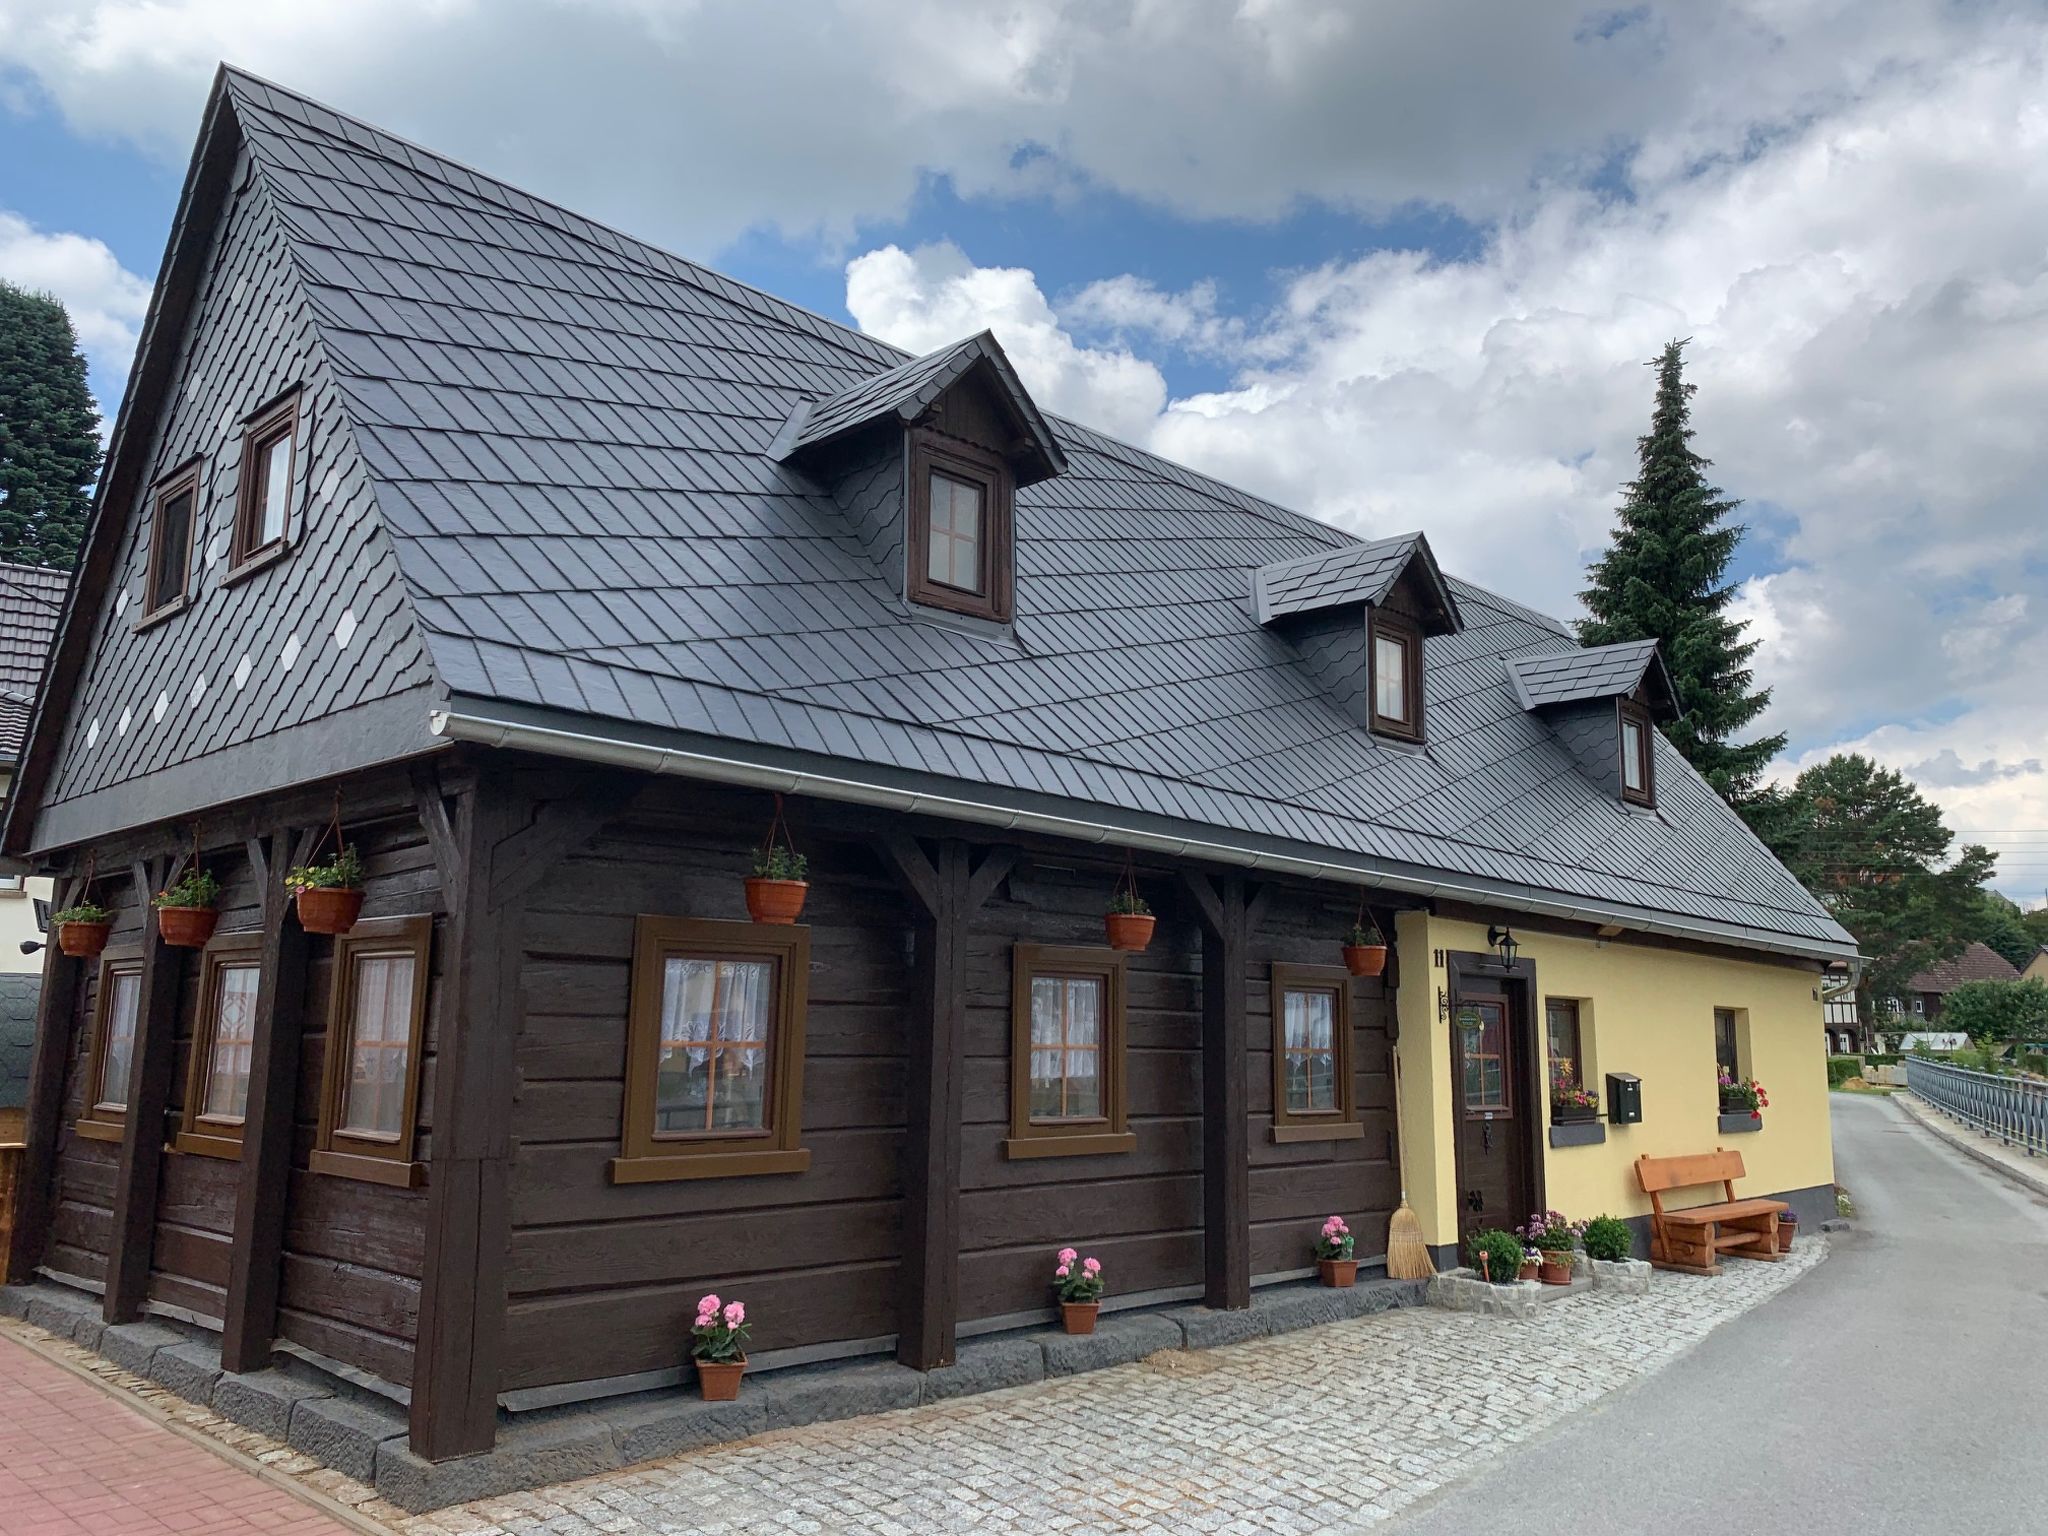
[1580,339,1784,804]
[0,281,102,570]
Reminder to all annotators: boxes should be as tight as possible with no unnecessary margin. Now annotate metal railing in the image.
[1904,1057,2048,1157]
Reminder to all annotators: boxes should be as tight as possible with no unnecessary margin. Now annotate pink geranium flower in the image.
[1082,1257,1101,1275]
[1058,1247,1078,1265]
[696,1293,720,1318]
[724,1301,745,1327]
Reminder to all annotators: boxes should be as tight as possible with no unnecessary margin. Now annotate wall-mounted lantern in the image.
[1486,924,1520,969]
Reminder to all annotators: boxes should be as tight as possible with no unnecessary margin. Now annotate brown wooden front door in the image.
[1451,993,1531,1249]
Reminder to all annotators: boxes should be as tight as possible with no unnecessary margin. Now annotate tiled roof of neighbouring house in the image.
[9,68,1856,962]
[1905,942,2022,994]
[0,561,67,766]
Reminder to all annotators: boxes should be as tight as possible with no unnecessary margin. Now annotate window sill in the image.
[1717,1112,1763,1134]
[1271,1121,1365,1144]
[1002,1131,1137,1160]
[172,1129,243,1160]
[310,1148,425,1187]
[132,596,188,634]
[609,1147,811,1183]
[1548,1121,1607,1149]
[222,540,291,586]
[73,1118,125,1144]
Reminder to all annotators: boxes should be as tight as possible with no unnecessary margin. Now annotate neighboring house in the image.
[0,68,1854,1476]
[2022,947,2048,984]
[0,560,67,976]
[1895,942,2021,1021]
[1822,979,1867,1056]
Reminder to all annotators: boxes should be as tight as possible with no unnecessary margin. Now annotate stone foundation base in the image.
[1589,1257,1652,1294]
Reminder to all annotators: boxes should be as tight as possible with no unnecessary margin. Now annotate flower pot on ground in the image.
[745,844,809,924]
[1777,1213,1798,1253]
[151,869,222,949]
[1104,892,1154,952]
[1467,1228,1525,1285]
[1341,921,1387,977]
[1518,1209,1583,1286]
[51,902,113,959]
[287,845,367,935]
[1053,1245,1104,1330]
[1518,1253,1541,1282]
[691,1292,750,1400]
[1315,1214,1358,1287]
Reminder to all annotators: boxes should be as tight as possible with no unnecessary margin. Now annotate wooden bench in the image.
[1635,1149,1787,1276]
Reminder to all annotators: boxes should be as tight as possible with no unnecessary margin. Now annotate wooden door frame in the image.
[1446,949,1545,1235]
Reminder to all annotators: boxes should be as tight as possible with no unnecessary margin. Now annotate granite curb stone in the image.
[920,1336,1045,1401]
[146,1338,224,1403]
[288,1392,409,1483]
[99,1320,186,1376]
[377,1412,623,1514]
[1040,1313,1183,1376]
[212,1367,334,1439]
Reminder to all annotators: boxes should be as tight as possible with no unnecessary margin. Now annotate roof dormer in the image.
[1253,532,1461,742]
[1508,639,1681,808]
[775,331,1064,625]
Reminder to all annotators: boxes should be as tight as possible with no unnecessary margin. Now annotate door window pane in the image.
[96,970,142,1111]
[1029,974,1103,1121]
[1374,631,1410,723]
[1282,988,1338,1112]
[201,963,261,1121]
[149,487,193,610]
[1459,1004,1508,1112]
[339,952,417,1140]
[926,471,984,592]
[655,956,775,1135]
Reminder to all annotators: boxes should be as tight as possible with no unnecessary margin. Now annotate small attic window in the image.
[1368,609,1425,742]
[141,460,201,625]
[1620,700,1655,807]
[907,431,1013,623]
[230,390,300,573]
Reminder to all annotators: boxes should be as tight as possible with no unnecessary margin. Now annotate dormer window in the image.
[1369,609,1425,742]
[230,390,300,573]
[141,460,201,625]
[907,432,1012,622]
[1620,700,1655,807]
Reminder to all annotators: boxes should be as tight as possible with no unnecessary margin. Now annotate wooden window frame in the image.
[174,930,265,1160]
[311,915,432,1188]
[1005,944,1133,1159]
[906,429,1014,624]
[1619,699,1656,807]
[139,459,202,627]
[611,915,810,1184]
[1713,1005,1742,1083]
[1270,963,1362,1142]
[1545,996,1584,1096]
[228,390,300,578]
[1367,608,1426,743]
[76,948,146,1144]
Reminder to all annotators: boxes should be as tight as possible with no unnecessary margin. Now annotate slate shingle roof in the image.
[1507,639,1676,716]
[0,974,39,1111]
[1905,942,2020,994]
[0,562,67,766]
[16,68,1854,963]
[1252,533,1457,627]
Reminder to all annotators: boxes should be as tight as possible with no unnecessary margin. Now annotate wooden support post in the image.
[105,857,184,1324]
[219,827,314,1373]
[6,877,80,1284]
[1182,870,1263,1311]
[882,834,1014,1372]
[408,769,625,1461]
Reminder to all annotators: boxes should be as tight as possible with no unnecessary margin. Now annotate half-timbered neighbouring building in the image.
[2,67,1853,1487]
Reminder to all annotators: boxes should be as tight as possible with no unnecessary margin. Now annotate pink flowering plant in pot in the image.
[1315,1215,1358,1288]
[1053,1247,1104,1334]
[1516,1210,1583,1285]
[690,1292,751,1400]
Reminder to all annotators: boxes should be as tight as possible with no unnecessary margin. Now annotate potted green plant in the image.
[1341,920,1387,978]
[745,842,809,925]
[1104,890,1154,952]
[1550,1060,1599,1123]
[1315,1215,1357,1287]
[1719,1072,1769,1122]
[286,844,366,935]
[1518,1209,1582,1284]
[50,900,113,959]
[1466,1228,1525,1286]
[1777,1211,1798,1252]
[690,1292,750,1400]
[1054,1246,1104,1332]
[1581,1214,1633,1263]
[151,868,222,948]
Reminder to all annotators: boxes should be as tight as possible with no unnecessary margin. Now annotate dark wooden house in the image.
[1,68,1855,1467]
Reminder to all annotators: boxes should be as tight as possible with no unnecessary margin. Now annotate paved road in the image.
[1389,1092,2048,1535]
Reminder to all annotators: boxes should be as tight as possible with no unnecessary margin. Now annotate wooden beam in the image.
[218,825,313,1373]
[1183,869,1256,1310]
[103,857,182,1324]
[5,877,80,1284]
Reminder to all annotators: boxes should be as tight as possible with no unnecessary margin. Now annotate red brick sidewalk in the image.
[0,1332,362,1535]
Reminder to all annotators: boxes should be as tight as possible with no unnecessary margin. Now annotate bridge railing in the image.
[1903,1057,2048,1157]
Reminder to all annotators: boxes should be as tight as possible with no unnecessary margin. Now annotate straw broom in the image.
[1385,1049,1436,1280]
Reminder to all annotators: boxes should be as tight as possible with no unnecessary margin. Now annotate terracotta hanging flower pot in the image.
[1342,943,1387,978]
[1104,910,1154,951]
[745,876,808,924]
[57,921,112,959]
[151,861,222,949]
[288,840,367,935]
[695,1355,747,1401]
[296,887,366,935]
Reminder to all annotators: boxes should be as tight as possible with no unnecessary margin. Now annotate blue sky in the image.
[1,1,2044,899]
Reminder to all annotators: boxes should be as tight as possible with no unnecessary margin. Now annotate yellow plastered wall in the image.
[1395,913,1834,1246]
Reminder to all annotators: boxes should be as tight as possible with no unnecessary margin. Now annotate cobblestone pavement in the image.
[0,1242,1822,1536]
[0,1329,359,1536]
